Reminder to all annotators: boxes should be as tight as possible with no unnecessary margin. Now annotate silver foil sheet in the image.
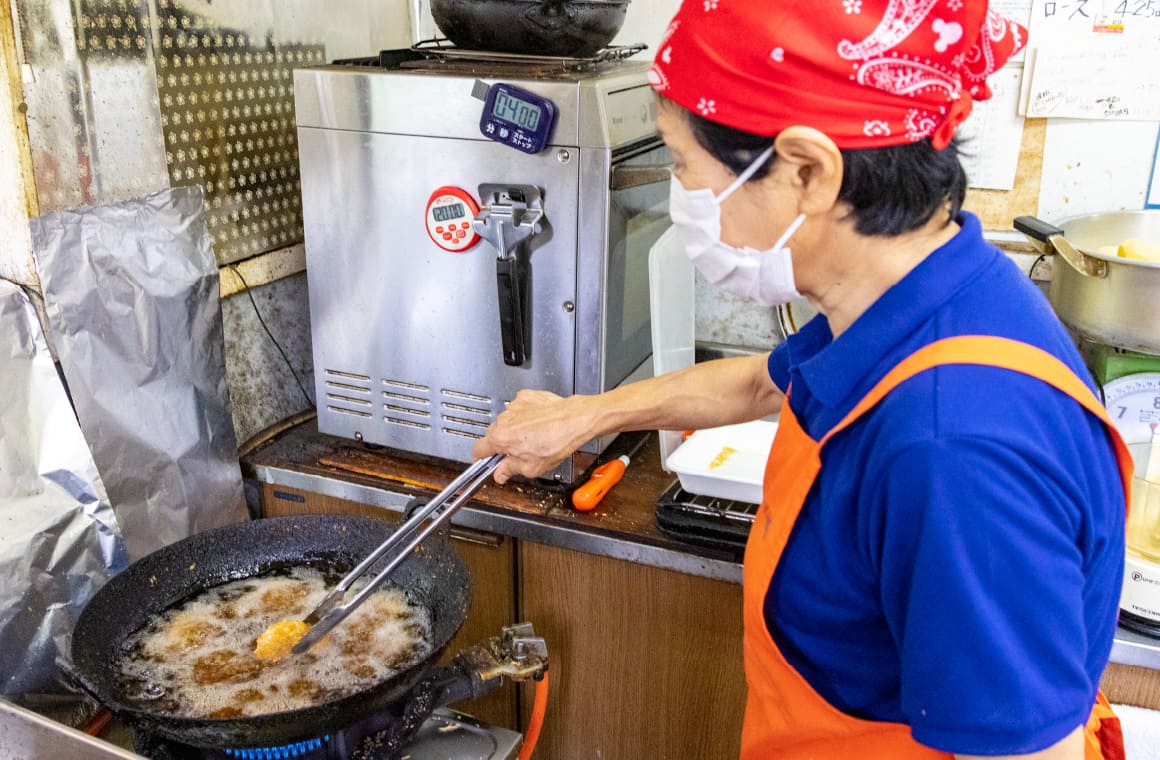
[30,186,247,562]
[0,282,127,700]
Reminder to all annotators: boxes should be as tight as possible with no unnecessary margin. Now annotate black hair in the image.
[681,108,968,237]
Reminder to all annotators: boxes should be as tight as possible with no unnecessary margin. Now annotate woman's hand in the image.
[474,354,782,484]
[472,390,598,484]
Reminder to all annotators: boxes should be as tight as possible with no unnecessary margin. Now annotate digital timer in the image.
[425,186,481,253]
[492,89,542,131]
[479,82,557,155]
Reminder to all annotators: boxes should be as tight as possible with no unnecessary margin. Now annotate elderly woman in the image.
[474,2,1132,758]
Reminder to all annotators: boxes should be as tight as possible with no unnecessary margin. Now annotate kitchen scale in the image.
[1094,345,1160,638]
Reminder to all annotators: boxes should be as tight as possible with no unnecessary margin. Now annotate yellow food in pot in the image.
[253,619,311,661]
[1116,239,1160,262]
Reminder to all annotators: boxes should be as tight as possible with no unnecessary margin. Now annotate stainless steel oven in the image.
[294,47,670,482]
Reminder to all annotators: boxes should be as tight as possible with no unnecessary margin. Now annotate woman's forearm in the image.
[584,353,784,439]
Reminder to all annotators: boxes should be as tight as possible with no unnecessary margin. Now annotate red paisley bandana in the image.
[648,0,1026,150]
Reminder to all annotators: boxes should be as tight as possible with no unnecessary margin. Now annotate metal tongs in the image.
[291,454,503,655]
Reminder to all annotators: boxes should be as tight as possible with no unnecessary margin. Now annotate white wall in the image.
[1039,120,1160,221]
[612,0,681,55]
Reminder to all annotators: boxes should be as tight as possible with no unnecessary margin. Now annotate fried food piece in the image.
[192,650,264,685]
[258,583,309,614]
[165,613,225,652]
[254,619,311,661]
[209,706,244,718]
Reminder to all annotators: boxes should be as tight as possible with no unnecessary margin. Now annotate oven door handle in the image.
[497,253,531,366]
[610,164,673,191]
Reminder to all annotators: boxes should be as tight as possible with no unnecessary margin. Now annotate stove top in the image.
[331,40,648,80]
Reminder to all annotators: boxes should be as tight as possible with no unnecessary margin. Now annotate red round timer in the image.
[425,186,481,253]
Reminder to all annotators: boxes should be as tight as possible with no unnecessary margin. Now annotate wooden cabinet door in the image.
[518,541,746,759]
[260,485,519,729]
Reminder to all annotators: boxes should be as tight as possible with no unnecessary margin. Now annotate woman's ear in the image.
[772,126,844,216]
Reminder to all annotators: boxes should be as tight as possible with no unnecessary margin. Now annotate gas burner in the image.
[132,708,520,760]
[411,38,647,69]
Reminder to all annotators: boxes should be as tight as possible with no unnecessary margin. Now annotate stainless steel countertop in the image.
[0,699,141,760]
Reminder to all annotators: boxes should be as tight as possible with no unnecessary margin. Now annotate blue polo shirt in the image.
[765,213,1125,755]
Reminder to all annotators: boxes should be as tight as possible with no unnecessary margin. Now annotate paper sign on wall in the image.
[1019,0,1160,119]
[1026,41,1160,120]
[959,66,1026,190]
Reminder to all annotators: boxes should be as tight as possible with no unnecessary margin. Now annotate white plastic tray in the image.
[664,420,778,503]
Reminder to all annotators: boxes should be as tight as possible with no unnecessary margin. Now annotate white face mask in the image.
[669,145,806,307]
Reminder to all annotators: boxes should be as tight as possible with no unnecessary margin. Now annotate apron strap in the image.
[816,335,1133,499]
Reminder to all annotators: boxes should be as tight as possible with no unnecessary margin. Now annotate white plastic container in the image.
[664,420,778,503]
[648,226,696,469]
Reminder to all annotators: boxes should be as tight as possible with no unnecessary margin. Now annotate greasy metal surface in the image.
[246,419,745,582]
[292,60,654,147]
[15,0,327,262]
[17,0,169,212]
[152,0,324,263]
[67,515,472,749]
[318,447,567,516]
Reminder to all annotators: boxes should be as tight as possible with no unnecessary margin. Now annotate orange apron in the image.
[741,336,1132,760]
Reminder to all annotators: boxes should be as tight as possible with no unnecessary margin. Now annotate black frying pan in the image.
[64,515,471,749]
[430,0,630,58]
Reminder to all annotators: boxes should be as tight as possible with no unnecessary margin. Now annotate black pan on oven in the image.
[63,514,471,749]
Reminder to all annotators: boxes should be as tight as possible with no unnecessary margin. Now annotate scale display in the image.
[479,83,557,155]
[1103,372,1160,444]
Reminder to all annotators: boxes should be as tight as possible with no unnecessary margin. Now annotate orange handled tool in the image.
[571,455,630,512]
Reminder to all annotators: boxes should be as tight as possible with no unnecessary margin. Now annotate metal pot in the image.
[1014,212,1160,354]
[63,515,471,749]
[429,0,630,58]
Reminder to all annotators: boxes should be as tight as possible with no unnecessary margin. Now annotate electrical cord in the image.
[0,275,44,304]
[226,265,315,410]
[1029,253,1049,280]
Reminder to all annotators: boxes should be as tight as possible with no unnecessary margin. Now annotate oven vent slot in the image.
[443,388,492,404]
[324,369,372,419]
[385,378,430,392]
[386,416,431,430]
[328,405,372,419]
[441,401,491,417]
[443,427,484,440]
[327,380,372,393]
[385,403,431,418]
[442,415,489,429]
[440,388,495,440]
[327,393,371,407]
[383,390,429,404]
[327,369,371,382]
